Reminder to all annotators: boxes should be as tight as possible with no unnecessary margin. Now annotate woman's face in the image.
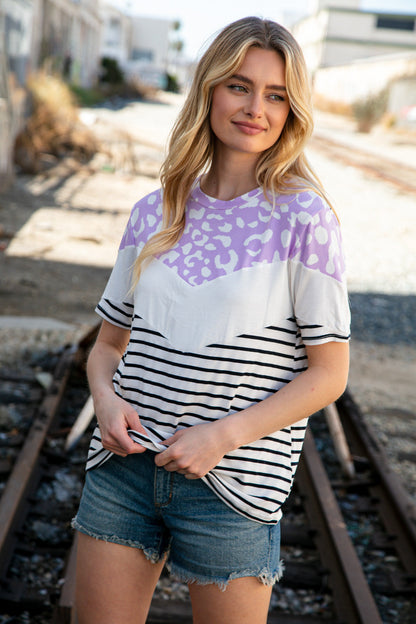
[210,47,291,163]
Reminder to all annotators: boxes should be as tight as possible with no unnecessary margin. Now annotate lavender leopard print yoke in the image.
[87,181,350,524]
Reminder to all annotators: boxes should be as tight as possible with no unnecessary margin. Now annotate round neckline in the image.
[192,179,263,210]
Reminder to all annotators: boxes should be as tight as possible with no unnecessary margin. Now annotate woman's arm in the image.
[220,340,349,449]
[155,340,349,477]
[87,320,147,456]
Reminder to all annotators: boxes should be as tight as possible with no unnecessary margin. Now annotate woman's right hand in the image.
[94,389,147,456]
[87,320,147,457]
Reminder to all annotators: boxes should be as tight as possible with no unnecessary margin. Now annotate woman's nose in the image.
[244,92,263,118]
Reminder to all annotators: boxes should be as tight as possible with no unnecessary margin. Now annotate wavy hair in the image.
[132,16,331,283]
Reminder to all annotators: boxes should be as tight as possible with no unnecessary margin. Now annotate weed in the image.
[352,88,389,133]
[14,72,100,174]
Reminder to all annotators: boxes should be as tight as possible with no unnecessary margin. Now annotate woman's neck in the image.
[201,152,259,201]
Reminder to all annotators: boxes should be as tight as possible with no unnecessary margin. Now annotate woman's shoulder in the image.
[278,180,328,212]
[128,187,164,228]
[276,182,337,226]
[130,187,163,217]
[119,187,163,250]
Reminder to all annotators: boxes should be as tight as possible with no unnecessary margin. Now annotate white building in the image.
[99,2,131,68]
[1,0,36,86]
[125,16,174,89]
[98,6,175,89]
[0,0,33,189]
[313,50,416,109]
[293,0,416,74]
[1,0,102,89]
[0,0,102,189]
[31,0,102,88]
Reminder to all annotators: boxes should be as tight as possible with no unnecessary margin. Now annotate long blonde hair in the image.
[133,16,330,283]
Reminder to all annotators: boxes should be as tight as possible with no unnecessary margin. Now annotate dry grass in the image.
[351,88,389,133]
[313,93,353,117]
[14,72,100,174]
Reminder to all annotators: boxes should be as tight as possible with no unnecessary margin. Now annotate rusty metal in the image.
[337,389,416,585]
[0,344,76,580]
[296,428,383,624]
[53,534,79,624]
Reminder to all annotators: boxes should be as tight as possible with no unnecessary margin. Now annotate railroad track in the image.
[0,326,416,623]
[310,133,416,196]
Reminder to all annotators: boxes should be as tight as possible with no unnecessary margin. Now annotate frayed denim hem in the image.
[258,559,285,586]
[167,559,285,592]
[71,518,169,564]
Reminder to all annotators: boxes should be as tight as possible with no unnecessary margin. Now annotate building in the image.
[0,0,102,190]
[98,3,192,90]
[98,5,175,89]
[311,49,416,128]
[0,0,32,190]
[1,0,102,89]
[31,0,102,88]
[99,2,132,69]
[124,16,174,89]
[293,0,416,75]
[1,0,36,86]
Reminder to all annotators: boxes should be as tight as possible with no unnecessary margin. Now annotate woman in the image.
[73,16,350,624]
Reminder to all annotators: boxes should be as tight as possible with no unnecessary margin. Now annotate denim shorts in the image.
[72,450,282,589]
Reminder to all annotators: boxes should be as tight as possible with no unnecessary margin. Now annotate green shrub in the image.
[100,57,124,84]
[70,85,106,107]
[165,73,180,93]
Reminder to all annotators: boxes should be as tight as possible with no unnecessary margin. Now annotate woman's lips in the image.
[232,121,265,135]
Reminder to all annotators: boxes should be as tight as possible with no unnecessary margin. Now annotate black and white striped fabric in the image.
[86,182,350,524]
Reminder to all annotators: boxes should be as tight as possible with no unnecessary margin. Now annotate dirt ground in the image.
[0,167,146,325]
[0,96,174,325]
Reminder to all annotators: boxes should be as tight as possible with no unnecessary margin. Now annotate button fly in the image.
[154,466,173,507]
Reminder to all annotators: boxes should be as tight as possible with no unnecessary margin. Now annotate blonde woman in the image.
[73,16,350,624]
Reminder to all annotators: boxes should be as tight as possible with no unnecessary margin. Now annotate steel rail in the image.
[336,389,416,586]
[296,427,383,624]
[0,344,76,582]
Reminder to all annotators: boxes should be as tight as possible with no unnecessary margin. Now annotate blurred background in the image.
[1,0,416,189]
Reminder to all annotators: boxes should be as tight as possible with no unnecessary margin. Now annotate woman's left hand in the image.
[154,423,229,479]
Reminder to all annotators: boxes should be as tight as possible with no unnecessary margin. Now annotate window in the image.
[131,49,154,62]
[376,16,415,31]
[105,18,121,46]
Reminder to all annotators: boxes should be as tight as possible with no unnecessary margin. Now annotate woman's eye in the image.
[228,84,247,93]
[269,93,285,102]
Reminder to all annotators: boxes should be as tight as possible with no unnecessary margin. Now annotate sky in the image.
[108,0,416,59]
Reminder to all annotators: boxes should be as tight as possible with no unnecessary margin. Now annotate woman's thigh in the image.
[188,576,273,624]
[72,453,170,624]
[75,532,165,624]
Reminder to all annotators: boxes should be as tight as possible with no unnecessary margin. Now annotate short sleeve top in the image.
[87,181,350,524]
